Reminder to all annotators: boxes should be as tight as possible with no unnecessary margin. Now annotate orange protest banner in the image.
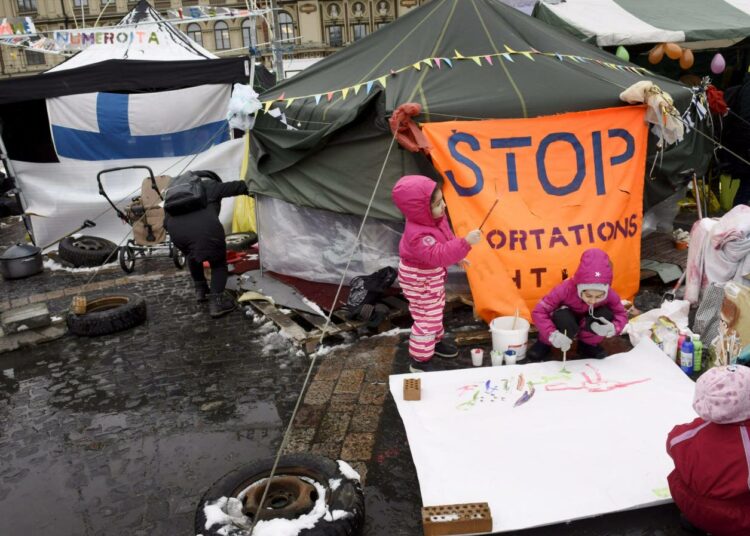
[421,106,648,323]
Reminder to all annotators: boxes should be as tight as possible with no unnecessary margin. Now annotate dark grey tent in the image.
[249,0,712,220]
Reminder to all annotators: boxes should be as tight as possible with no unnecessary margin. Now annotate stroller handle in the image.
[96,166,161,221]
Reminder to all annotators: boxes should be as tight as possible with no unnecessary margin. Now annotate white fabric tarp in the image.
[389,338,697,533]
[12,138,243,249]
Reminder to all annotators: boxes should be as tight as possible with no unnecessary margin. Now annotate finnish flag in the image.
[47,84,231,161]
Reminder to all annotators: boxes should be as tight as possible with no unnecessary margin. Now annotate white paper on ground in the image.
[389,338,697,533]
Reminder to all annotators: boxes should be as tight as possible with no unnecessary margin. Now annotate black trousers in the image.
[186,253,228,295]
[551,305,614,339]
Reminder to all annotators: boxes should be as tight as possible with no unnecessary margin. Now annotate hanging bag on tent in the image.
[163,170,221,216]
[345,266,397,320]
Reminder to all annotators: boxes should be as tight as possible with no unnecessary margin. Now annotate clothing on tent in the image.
[685,205,750,304]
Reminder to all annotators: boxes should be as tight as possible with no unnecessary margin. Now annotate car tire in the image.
[195,453,364,536]
[58,235,118,267]
[67,293,147,337]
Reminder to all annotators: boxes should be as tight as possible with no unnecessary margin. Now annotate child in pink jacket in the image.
[666,365,750,536]
[392,175,481,373]
[529,248,627,360]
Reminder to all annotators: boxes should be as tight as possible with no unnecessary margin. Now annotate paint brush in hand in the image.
[561,329,569,373]
[478,199,499,231]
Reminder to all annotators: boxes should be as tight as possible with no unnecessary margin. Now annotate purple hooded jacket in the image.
[392,175,471,270]
[532,249,628,345]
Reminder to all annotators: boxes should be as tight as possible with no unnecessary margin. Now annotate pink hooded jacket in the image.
[392,175,471,270]
[531,249,628,345]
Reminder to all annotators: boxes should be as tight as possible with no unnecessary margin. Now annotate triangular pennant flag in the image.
[366,80,374,94]
[444,58,453,68]
[504,44,516,53]
[353,84,362,95]
[501,53,514,63]
[569,56,579,63]
[377,76,388,88]
[435,58,442,69]
[341,88,350,100]
[520,51,535,61]
[278,92,285,101]
[314,94,322,105]
[423,58,433,68]
[454,49,465,59]
[484,55,493,65]
[471,56,482,66]
[326,91,334,102]
[286,97,296,107]
[555,53,564,62]
[413,61,422,71]
[263,100,273,113]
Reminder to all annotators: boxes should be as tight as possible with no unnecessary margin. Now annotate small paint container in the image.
[504,349,517,366]
[490,349,503,366]
[470,348,484,367]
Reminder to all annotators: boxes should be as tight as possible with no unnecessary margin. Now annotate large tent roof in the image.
[250,0,703,220]
[533,0,750,47]
[49,0,215,72]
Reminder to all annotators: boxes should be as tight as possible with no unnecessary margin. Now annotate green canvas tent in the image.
[248,0,711,223]
[533,0,750,47]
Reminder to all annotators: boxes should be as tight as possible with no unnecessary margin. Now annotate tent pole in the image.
[0,130,34,244]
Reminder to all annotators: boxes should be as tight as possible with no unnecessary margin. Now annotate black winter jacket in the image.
[165,180,249,262]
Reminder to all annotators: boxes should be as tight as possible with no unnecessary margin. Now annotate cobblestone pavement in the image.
[0,215,691,536]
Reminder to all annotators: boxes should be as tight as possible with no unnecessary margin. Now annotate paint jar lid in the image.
[504,349,517,356]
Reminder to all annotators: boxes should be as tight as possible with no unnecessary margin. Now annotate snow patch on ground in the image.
[261,330,292,354]
[328,478,341,490]
[337,460,360,482]
[43,258,118,273]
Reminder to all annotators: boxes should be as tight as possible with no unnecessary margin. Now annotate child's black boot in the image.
[526,340,551,362]
[409,358,441,373]
[577,341,607,359]
[434,339,458,358]
[194,281,209,303]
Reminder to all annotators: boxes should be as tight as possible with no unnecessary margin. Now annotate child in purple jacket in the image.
[392,175,481,373]
[528,248,628,360]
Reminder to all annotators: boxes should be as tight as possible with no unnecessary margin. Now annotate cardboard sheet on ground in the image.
[389,339,696,533]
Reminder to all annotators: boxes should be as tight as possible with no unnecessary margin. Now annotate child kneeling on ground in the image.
[666,365,750,536]
[528,248,627,360]
[392,175,481,373]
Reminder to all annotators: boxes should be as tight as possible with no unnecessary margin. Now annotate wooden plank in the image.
[251,302,308,342]
[297,312,341,336]
[382,296,409,314]
[454,329,491,346]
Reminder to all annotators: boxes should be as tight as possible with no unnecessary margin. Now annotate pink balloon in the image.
[711,53,726,74]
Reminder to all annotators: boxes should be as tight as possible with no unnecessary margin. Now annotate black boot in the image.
[194,281,209,303]
[434,339,458,358]
[208,292,236,318]
[526,340,551,362]
[578,341,607,359]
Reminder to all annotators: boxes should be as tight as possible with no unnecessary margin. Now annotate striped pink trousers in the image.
[398,261,446,362]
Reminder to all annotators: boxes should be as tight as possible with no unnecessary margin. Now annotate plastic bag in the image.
[622,299,690,346]
[231,195,256,233]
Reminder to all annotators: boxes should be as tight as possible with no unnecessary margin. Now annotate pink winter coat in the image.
[391,175,471,270]
[531,249,627,345]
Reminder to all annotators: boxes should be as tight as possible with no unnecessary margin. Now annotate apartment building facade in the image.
[0,0,429,77]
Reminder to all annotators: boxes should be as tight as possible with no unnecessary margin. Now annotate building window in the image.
[278,11,295,43]
[241,18,262,52]
[73,0,88,6]
[214,21,230,50]
[16,0,36,11]
[375,21,390,31]
[327,25,343,47]
[186,23,202,46]
[24,50,45,66]
[351,23,368,41]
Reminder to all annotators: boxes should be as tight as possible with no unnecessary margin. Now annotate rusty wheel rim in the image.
[242,475,319,521]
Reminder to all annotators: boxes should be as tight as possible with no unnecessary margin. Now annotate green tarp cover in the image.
[249,0,708,220]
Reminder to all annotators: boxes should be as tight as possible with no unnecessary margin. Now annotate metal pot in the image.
[0,243,43,280]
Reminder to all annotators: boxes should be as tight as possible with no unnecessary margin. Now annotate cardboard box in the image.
[722,281,750,347]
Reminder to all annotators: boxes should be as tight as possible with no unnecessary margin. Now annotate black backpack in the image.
[345,267,397,322]
[164,170,221,216]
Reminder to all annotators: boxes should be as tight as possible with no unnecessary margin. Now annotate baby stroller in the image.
[97,165,185,274]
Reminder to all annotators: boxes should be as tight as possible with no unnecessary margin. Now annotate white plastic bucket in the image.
[490,316,530,360]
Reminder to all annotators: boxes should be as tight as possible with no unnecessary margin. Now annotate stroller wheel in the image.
[172,248,186,270]
[119,246,135,274]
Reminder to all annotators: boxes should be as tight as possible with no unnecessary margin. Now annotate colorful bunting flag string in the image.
[259,48,650,112]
